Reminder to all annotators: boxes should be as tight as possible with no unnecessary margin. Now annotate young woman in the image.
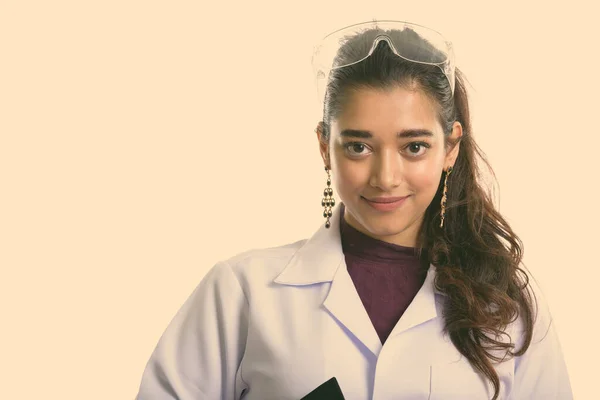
[135,21,572,400]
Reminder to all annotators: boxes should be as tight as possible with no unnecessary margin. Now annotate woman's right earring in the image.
[322,166,335,228]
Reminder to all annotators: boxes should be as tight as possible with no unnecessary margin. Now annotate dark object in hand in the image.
[300,377,346,399]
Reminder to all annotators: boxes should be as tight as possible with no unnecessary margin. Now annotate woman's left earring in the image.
[440,166,453,228]
[322,166,334,228]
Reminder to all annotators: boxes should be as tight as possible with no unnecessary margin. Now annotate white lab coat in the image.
[135,202,573,400]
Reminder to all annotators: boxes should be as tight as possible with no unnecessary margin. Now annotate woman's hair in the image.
[320,28,536,400]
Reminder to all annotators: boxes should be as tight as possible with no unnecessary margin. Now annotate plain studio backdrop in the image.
[1,0,597,399]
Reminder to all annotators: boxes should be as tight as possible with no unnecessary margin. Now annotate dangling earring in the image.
[440,166,453,228]
[322,166,335,228]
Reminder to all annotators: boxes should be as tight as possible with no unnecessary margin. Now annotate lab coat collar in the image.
[274,201,445,356]
[274,201,346,286]
[274,201,444,295]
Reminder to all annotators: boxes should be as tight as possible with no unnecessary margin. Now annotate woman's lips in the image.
[362,195,410,211]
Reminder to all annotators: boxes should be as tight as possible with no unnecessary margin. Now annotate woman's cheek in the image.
[335,167,362,193]
[408,169,441,191]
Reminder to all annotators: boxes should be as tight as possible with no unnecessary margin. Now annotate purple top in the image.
[339,203,429,345]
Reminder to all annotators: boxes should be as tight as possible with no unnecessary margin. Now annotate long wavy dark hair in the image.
[318,27,536,400]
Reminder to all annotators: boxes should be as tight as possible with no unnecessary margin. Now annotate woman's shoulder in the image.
[225,238,308,268]
[512,265,556,348]
[203,237,310,290]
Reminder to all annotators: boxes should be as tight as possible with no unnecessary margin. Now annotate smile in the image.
[362,196,410,212]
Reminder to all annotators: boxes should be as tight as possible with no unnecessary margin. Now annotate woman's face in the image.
[317,86,462,247]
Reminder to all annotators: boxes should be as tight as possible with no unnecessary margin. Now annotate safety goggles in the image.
[311,20,456,107]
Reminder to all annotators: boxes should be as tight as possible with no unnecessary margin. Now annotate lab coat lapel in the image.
[322,258,383,356]
[387,264,441,339]
[274,202,382,357]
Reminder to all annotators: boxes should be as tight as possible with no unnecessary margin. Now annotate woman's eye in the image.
[344,142,371,156]
[405,142,430,157]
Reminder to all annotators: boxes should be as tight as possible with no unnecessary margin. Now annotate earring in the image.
[322,166,335,228]
[440,166,453,228]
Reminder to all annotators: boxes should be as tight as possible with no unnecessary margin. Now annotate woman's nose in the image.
[369,151,401,191]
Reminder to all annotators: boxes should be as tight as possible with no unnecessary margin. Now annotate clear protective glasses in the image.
[311,20,456,108]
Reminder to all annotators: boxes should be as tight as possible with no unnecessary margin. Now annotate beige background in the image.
[1,0,597,399]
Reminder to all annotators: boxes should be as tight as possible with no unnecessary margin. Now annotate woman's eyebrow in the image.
[340,128,435,139]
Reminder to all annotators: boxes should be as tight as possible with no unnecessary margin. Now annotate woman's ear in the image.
[445,121,463,167]
[315,121,330,167]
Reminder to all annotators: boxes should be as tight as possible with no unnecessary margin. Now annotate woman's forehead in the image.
[332,86,443,138]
